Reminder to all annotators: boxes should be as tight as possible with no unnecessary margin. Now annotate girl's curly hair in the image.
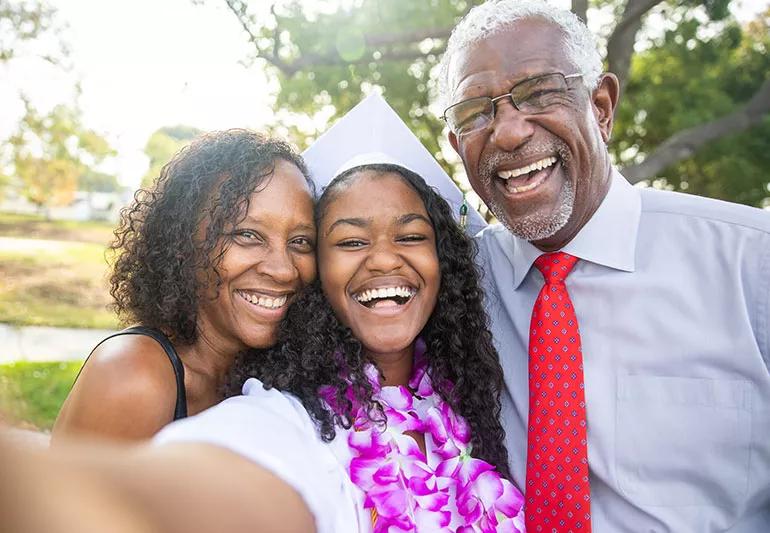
[109,129,310,344]
[228,163,511,480]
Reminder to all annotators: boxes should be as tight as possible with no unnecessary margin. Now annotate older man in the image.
[439,1,770,532]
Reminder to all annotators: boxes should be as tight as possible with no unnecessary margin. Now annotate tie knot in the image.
[534,252,578,284]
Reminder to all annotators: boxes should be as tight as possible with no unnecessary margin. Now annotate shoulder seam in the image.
[641,205,770,235]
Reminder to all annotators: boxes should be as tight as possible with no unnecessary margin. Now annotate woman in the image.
[53,129,317,441]
[159,159,526,531]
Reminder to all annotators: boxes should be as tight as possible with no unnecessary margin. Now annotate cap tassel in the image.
[459,195,469,230]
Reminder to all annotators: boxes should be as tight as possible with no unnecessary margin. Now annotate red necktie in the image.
[525,252,591,533]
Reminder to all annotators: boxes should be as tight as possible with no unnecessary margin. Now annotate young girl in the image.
[219,160,526,531]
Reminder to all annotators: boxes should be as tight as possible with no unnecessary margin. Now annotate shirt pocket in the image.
[615,375,752,507]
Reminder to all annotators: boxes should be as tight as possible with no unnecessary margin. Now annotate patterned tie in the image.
[525,252,591,533]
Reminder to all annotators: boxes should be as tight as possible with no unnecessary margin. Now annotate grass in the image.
[0,210,121,329]
[0,213,110,429]
[0,211,114,245]
[0,237,120,328]
[0,361,82,431]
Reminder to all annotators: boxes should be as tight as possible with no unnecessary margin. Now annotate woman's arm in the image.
[1,434,315,533]
[52,335,178,443]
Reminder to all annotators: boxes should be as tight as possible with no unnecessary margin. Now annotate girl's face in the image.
[198,159,317,352]
[318,171,440,360]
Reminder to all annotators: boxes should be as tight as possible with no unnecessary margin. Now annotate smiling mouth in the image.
[235,290,289,310]
[353,285,417,309]
[496,156,558,194]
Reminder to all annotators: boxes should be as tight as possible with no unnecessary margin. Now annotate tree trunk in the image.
[621,78,770,182]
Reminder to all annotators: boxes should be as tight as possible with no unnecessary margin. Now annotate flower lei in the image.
[320,339,526,532]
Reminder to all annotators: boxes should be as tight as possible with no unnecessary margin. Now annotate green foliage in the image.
[141,125,202,186]
[0,361,81,430]
[240,0,483,167]
[8,100,117,211]
[0,172,8,201]
[230,0,769,207]
[614,8,770,205]
[79,170,121,193]
[0,0,65,64]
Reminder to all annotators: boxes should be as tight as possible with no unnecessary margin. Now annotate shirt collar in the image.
[495,168,641,289]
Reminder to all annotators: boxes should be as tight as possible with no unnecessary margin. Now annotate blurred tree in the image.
[1,1,71,202]
[0,0,68,65]
[223,0,474,165]
[79,170,121,193]
[221,0,769,206]
[8,100,116,217]
[141,125,202,187]
[615,7,770,206]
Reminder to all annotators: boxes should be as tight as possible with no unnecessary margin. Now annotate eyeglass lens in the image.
[446,73,572,135]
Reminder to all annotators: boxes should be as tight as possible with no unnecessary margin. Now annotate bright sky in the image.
[1,0,767,188]
[1,0,279,186]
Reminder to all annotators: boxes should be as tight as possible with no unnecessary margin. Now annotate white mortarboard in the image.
[302,93,487,235]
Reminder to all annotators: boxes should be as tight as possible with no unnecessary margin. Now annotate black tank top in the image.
[80,325,187,420]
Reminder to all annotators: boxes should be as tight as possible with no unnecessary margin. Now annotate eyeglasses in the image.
[442,72,583,136]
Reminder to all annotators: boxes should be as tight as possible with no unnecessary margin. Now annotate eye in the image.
[231,229,264,244]
[397,234,427,243]
[289,236,315,253]
[527,88,564,101]
[529,88,560,98]
[337,239,368,248]
[449,97,493,135]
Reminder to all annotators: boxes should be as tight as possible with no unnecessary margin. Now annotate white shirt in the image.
[476,170,770,532]
[154,378,369,533]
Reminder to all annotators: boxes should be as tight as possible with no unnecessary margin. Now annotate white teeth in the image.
[238,291,287,309]
[507,179,541,194]
[354,285,416,303]
[497,156,557,180]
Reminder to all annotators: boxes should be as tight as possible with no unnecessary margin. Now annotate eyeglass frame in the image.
[441,72,584,136]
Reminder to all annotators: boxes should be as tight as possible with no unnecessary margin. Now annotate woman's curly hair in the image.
[109,129,310,344]
[229,163,511,480]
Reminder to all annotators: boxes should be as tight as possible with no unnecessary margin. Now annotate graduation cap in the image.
[302,93,487,235]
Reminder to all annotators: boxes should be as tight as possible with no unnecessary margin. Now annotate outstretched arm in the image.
[1,433,315,533]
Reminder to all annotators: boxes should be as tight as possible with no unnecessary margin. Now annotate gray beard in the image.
[490,178,575,242]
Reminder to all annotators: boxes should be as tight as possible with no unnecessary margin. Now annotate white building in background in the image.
[0,186,133,223]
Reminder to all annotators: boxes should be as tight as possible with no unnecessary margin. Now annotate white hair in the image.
[437,0,603,109]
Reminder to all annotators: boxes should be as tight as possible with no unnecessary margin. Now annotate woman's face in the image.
[318,171,440,359]
[198,159,316,351]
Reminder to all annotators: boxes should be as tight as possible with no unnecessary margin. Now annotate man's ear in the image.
[592,73,620,143]
[448,130,460,154]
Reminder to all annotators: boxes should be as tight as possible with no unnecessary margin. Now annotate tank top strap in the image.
[78,326,188,420]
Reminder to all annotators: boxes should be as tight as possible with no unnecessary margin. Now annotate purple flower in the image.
[414,506,451,529]
[330,338,525,532]
[348,428,390,458]
[496,478,526,517]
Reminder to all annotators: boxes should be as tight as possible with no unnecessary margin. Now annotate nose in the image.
[364,239,403,274]
[258,245,298,284]
[489,98,535,152]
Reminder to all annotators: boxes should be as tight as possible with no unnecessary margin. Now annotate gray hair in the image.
[437,0,603,109]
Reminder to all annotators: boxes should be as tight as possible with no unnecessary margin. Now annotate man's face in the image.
[447,19,618,250]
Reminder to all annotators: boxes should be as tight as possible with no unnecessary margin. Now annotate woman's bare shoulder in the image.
[52,333,180,443]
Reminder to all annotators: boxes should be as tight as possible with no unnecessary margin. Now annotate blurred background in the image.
[1,0,769,432]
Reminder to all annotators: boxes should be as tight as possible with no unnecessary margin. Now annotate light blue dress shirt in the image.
[476,170,770,532]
